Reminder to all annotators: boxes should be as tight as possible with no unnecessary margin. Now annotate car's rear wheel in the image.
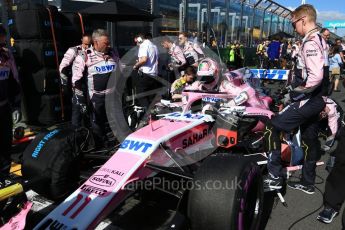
[188,155,263,230]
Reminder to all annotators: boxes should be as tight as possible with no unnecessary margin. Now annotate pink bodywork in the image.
[0,202,32,230]
[34,90,274,229]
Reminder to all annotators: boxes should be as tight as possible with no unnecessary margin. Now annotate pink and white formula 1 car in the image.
[31,89,300,230]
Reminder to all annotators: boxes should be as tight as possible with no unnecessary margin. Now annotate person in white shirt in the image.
[133,33,160,110]
[134,33,158,76]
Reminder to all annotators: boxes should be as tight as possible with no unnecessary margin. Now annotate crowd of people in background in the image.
[255,31,345,94]
[255,38,299,69]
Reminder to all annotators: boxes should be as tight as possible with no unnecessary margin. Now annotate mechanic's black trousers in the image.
[324,128,345,211]
[0,103,13,174]
[134,72,162,110]
[71,93,82,128]
[266,96,325,185]
[91,94,111,148]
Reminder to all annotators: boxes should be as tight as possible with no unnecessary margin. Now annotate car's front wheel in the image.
[188,155,264,230]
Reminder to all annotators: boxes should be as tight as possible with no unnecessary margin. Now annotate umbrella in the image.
[268,31,294,40]
[76,0,157,22]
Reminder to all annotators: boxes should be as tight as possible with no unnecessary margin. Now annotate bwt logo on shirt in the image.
[120,139,153,153]
[95,65,116,73]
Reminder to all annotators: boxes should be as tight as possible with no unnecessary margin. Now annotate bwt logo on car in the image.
[250,69,288,80]
[95,65,115,73]
[120,140,153,153]
[166,112,204,120]
[89,174,116,187]
[32,130,60,158]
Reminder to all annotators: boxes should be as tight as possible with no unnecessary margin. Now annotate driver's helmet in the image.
[196,58,219,90]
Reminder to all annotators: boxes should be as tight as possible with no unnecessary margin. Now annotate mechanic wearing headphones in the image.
[133,33,159,111]
[0,25,21,175]
[264,4,328,194]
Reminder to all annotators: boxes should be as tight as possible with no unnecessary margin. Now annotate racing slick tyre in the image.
[188,155,263,230]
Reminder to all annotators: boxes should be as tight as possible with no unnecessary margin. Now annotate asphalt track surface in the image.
[265,154,343,230]
[264,83,345,230]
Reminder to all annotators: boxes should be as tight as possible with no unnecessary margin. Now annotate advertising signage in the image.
[324,21,345,28]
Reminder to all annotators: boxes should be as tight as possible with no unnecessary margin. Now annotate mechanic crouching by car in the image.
[264,4,328,194]
[72,29,119,149]
[171,66,196,101]
[0,25,21,175]
[59,33,92,127]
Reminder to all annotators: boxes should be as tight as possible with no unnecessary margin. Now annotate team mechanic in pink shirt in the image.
[264,5,329,194]
[59,34,91,127]
[178,32,204,68]
[72,29,119,149]
[320,97,341,151]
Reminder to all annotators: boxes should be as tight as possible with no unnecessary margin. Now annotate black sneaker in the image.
[264,173,283,190]
[317,207,338,224]
[287,181,315,194]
